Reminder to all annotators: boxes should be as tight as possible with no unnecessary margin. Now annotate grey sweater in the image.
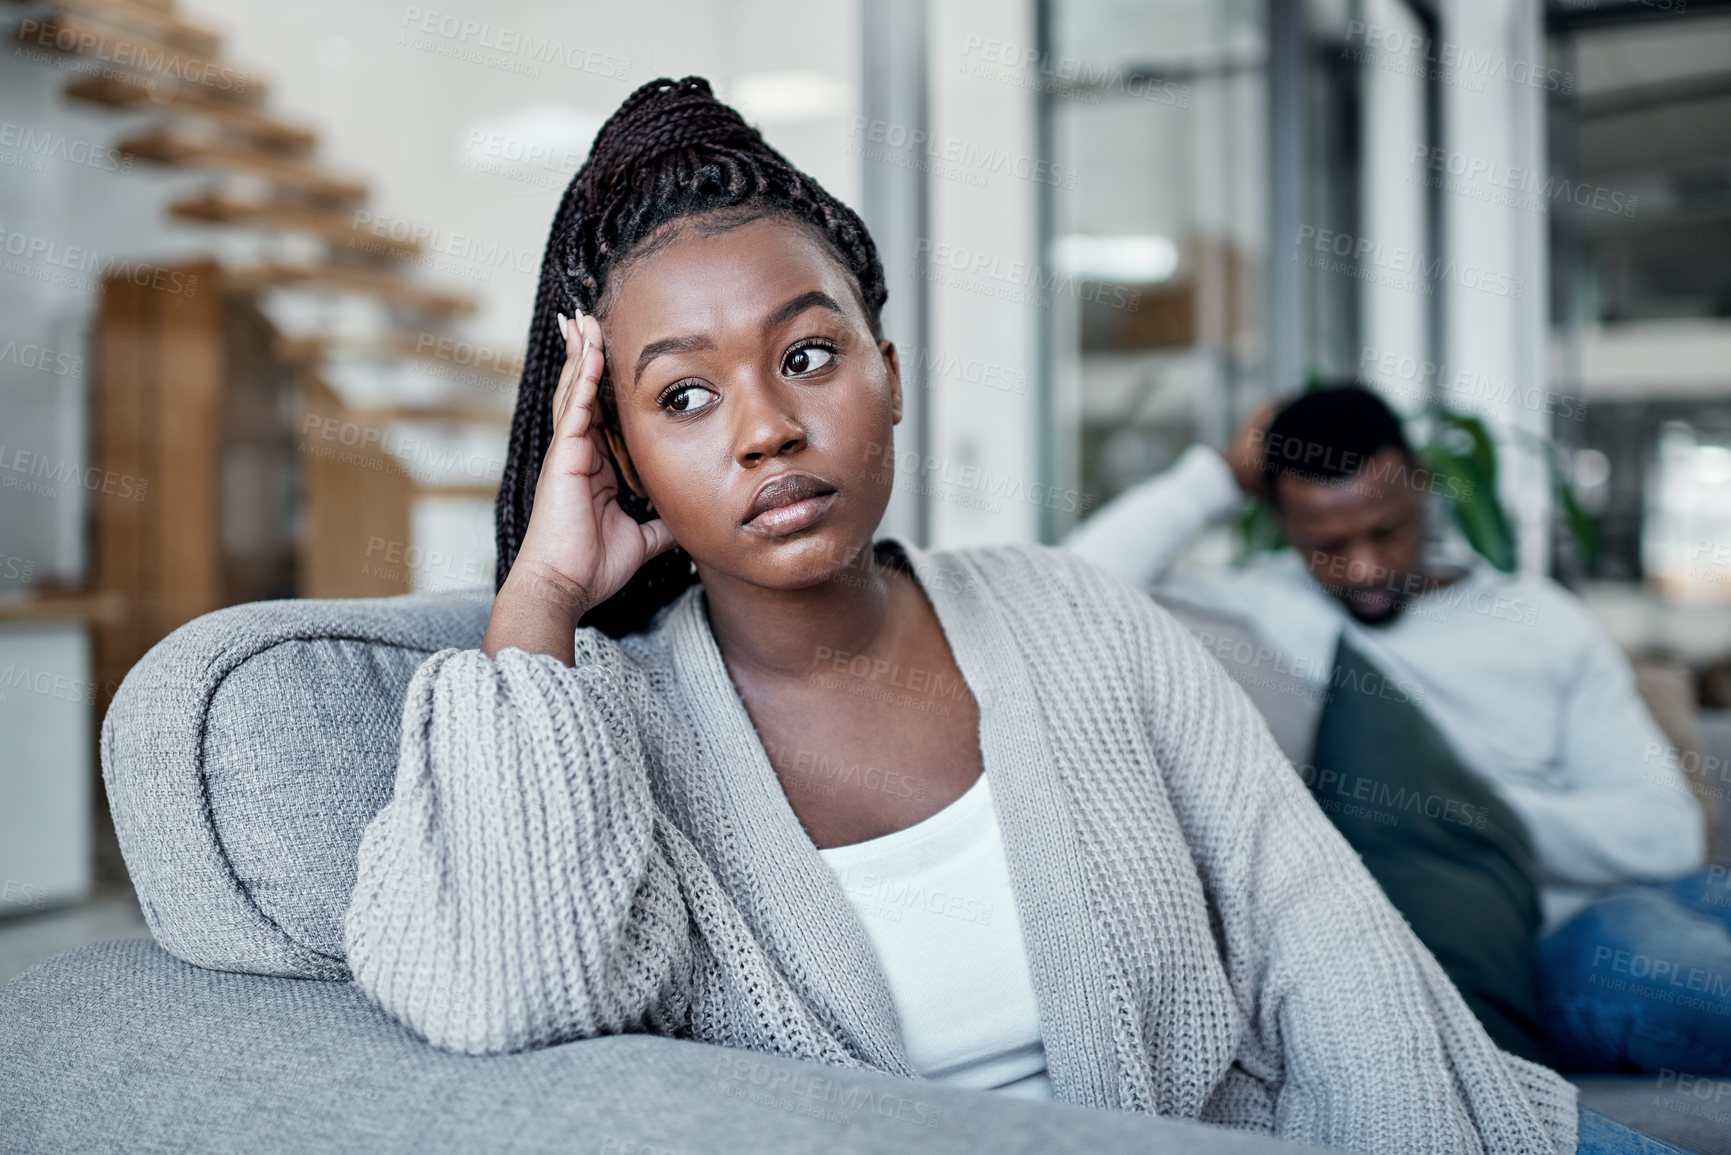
[343,536,1577,1154]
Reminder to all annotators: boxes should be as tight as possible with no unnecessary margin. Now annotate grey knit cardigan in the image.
[342,536,1577,1154]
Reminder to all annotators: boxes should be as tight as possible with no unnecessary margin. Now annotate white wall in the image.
[924,0,1043,548]
[1358,0,1430,408]
[0,623,93,914]
[1438,0,1553,575]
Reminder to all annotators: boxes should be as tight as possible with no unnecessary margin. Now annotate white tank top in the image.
[816,773,1054,1099]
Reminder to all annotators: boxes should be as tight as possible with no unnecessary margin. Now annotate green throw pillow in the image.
[1305,635,1556,1067]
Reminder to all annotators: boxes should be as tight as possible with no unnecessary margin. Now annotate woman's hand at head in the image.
[507,310,677,619]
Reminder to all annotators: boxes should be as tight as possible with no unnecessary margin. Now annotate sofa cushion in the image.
[1306,636,1555,1068]
[0,939,1326,1155]
[100,592,492,979]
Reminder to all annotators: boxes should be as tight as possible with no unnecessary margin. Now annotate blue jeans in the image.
[1576,1106,1693,1153]
[1539,867,1731,1074]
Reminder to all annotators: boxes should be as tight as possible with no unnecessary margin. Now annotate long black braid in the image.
[495,75,889,637]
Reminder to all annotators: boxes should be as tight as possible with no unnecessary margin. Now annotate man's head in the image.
[1260,386,1429,625]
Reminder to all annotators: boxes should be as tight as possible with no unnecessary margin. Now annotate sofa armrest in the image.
[100,591,492,978]
[0,940,1334,1155]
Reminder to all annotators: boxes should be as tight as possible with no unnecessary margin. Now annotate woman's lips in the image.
[743,490,839,537]
[743,471,837,536]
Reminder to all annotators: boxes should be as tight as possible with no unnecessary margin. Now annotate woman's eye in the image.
[665,384,717,413]
[784,344,835,376]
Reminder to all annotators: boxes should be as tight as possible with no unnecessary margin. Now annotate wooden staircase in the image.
[16,0,499,342]
[8,0,528,897]
[10,0,518,623]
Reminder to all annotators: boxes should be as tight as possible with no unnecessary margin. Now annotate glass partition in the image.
[1037,0,1440,545]
[1039,0,1267,542]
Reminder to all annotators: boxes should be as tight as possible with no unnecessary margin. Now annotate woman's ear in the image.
[601,424,654,513]
[879,339,903,425]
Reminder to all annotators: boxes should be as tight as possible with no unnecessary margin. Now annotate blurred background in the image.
[3,0,1729,973]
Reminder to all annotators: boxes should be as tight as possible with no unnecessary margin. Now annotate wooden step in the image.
[273,331,523,386]
[45,0,222,56]
[118,126,365,202]
[299,370,509,431]
[0,589,127,624]
[170,191,421,259]
[65,74,314,154]
[409,481,500,498]
[323,404,511,430]
[297,340,518,421]
[228,262,479,319]
[14,11,265,106]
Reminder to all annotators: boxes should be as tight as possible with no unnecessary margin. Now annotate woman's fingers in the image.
[551,312,584,428]
[571,312,603,413]
[559,313,604,440]
[570,317,611,489]
[640,517,677,560]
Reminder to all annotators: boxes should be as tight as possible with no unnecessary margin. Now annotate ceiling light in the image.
[1050,234,1180,283]
[728,71,851,124]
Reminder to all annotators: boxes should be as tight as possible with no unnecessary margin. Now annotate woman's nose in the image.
[732,379,807,466]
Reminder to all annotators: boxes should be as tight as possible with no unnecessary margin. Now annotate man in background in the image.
[1064,384,1727,1074]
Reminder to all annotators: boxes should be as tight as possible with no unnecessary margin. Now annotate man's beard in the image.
[1333,585,1409,626]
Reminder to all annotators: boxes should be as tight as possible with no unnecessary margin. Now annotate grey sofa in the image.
[1,590,1725,1154]
[0,590,1326,1155]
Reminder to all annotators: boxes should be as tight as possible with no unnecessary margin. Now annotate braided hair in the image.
[495,75,889,637]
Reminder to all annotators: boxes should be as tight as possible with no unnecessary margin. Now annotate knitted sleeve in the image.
[342,631,694,1055]
[1120,582,1578,1154]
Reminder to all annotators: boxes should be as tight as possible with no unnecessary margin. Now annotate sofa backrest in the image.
[1152,592,1323,769]
[101,591,492,980]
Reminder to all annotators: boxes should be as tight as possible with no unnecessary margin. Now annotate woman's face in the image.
[596,214,902,592]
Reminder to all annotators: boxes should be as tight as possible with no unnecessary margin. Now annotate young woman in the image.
[343,76,1591,1153]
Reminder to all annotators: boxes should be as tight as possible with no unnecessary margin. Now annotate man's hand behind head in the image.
[1227,400,1284,499]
